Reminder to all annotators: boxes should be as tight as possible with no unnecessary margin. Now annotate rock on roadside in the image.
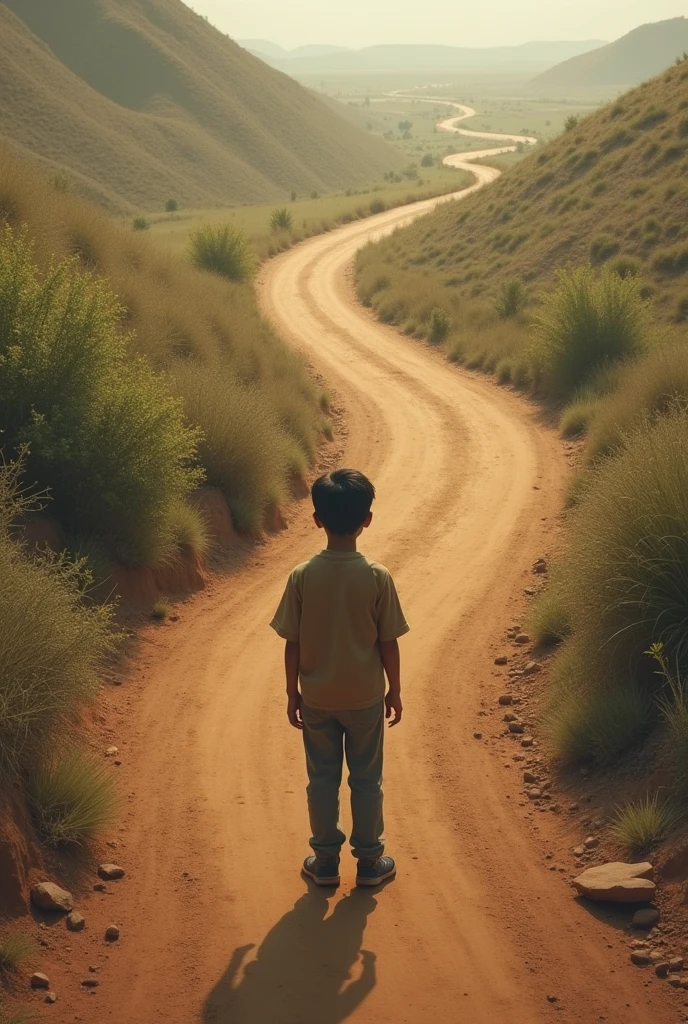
[98,863,125,881]
[574,862,655,903]
[31,882,74,913]
[30,972,50,989]
[66,911,86,932]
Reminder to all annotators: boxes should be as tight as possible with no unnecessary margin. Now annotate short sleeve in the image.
[270,570,302,641]
[376,572,410,642]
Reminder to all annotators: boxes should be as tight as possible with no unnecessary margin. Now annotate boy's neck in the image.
[325,533,358,553]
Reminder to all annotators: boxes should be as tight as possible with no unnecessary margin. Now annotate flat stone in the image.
[514,634,531,645]
[98,863,125,881]
[521,737,534,748]
[494,656,508,666]
[31,972,50,989]
[508,722,525,734]
[669,957,685,973]
[105,925,120,942]
[104,746,119,757]
[523,771,539,784]
[669,975,683,988]
[31,882,74,913]
[631,951,652,966]
[66,911,86,932]
[584,836,600,850]
[656,962,670,978]
[574,862,655,903]
[81,978,99,988]
[633,908,660,929]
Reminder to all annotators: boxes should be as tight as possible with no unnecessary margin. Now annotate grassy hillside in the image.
[356,58,688,364]
[530,18,688,94]
[0,0,401,214]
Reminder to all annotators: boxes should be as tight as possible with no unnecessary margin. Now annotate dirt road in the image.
[84,124,674,1024]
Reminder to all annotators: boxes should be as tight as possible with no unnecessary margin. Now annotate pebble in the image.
[508,722,525,734]
[584,836,600,850]
[498,694,513,706]
[45,992,57,1004]
[524,661,540,675]
[31,972,50,989]
[656,962,670,978]
[631,951,652,966]
[670,957,685,972]
[547,995,558,1003]
[514,634,531,645]
[526,788,543,800]
[93,883,107,892]
[633,908,660,928]
[66,911,86,932]
[98,864,125,881]
[473,732,483,740]
[494,656,508,666]
[81,978,99,988]
[104,746,119,757]
[523,771,539,784]
[521,737,534,748]
[105,925,120,942]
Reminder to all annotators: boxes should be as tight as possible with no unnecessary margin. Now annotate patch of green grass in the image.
[0,931,34,973]
[270,207,293,232]
[188,223,257,282]
[169,501,209,558]
[528,588,572,645]
[608,794,677,851]
[494,278,526,318]
[428,307,452,343]
[132,216,150,232]
[28,754,117,846]
[151,599,171,621]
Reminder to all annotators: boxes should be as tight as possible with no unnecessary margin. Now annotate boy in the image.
[270,469,409,887]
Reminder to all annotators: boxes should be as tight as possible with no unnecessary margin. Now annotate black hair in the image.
[311,469,376,535]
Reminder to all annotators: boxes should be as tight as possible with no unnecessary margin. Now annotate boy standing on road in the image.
[271,469,409,887]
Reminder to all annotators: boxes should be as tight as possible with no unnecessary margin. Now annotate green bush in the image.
[369,199,387,215]
[132,216,150,231]
[421,153,434,168]
[188,223,257,282]
[428,307,452,344]
[585,341,688,459]
[164,198,179,213]
[530,264,652,403]
[564,115,579,132]
[270,207,294,233]
[0,931,33,972]
[28,753,116,846]
[0,227,203,565]
[608,794,677,851]
[495,278,526,318]
[0,462,115,780]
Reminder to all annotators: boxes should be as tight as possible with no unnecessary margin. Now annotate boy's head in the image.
[311,469,375,536]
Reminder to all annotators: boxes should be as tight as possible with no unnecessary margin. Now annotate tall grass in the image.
[28,754,116,846]
[0,462,114,780]
[529,265,652,403]
[0,931,33,973]
[188,223,257,282]
[652,643,688,792]
[609,794,678,851]
[0,226,203,566]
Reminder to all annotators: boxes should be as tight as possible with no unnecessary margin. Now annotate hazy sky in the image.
[188,1,686,49]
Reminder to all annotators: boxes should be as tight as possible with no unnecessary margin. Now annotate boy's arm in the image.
[379,639,402,727]
[285,640,303,730]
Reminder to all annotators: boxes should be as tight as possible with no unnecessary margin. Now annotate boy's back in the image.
[271,551,408,712]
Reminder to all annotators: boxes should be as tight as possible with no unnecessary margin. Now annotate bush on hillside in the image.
[188,223,257,282]
[585,340,688,459]
[132,216,150,231]
[530,264,652,403]
[0,461,114,780]
[495,278,526,318]
[428,307,452,344]
[28,753,116,846]
[0,226,203,565]
[165,198,179,213]
[270,207,293,232]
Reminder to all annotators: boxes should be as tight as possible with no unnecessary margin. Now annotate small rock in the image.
[31,972,50,989]
[508,722,525,734]
[104,746,119,757]
[547,994,558,1003]
[93,883,107,892]
[656,962,670,978]
[533,559,548,574]
[66,911,86,932]
[584,837,600,850]
[31,882,74,913]
[514,634,531,645]
[526,787,543,800]
[98,864,125,881]
[669,957,685,973]
[523,771,539,784]
[649,951,665,964]
[633,908,660,928]
[524,587,536,596]
[669,975,683,988]
[631,951,652,967]
[521,737,534,748]
[569,803,580,813]
[473,732,482,740]
[81,978,99,988]
[524,661,541,675]
[573,846,586,857]
[45,992,57,1004]
[498,694,513,706]
[105,925,120,942]
[504,712,518,722]
[573,862,656,903]
[494,656,508,666]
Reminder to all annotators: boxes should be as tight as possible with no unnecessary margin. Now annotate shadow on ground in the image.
[202,885,380,1023]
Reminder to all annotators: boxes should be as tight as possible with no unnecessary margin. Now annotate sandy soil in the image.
[53,124,675,1024]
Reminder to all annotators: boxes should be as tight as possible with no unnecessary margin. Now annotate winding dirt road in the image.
[81,110,675,1024]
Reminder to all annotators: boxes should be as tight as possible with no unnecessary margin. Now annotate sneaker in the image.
[302,855,340,886]
[355,855,396,887]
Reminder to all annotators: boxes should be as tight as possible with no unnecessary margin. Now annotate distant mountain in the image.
[0,0,401,213]
[245,40,606,76]
[530,18,688,93]
[239,40,351,59]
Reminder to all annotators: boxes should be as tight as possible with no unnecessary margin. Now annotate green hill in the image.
[0,0,401,214]
[357,60,688,340]
[530,18,688,95]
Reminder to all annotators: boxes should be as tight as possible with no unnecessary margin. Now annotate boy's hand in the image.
[287,693,303,730]
[385,691,403,727]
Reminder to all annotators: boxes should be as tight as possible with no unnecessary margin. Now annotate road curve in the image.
[82,110,673,1024]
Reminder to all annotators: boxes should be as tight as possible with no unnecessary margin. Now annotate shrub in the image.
[0,931,33,972]
[132,216,150,231]
[559,408,688,688]
[585,341,688,459]
[0,227,203,565]
[428,307,452,344]
[608,794,677,851]
[369,199,386,215]
[495,278,526,318]
[270,207,294,233]
[290,191,297,202]
[421,153,434,167]
[590,234,620,264]
[609,254,642,279]
[652,245,688,274]
[0,461,115,780]
[151,598,171,621]
[164,199,179,213]
[529,588,572,645]
[310,191,319,200]
[188,223,257,282]
[564,115,579,132]
[529,264,651,403]
[169,501,209,556]
[28,754,116,846]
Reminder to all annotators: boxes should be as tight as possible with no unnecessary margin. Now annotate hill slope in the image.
[530,18,688,93]
[356,60,688,333]
[0,0,400,213]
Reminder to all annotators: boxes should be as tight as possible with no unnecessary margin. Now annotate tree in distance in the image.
[188,223,258,282]
[564,114,580,132]
[165,198,179,212]
[398,120,413,133]
[421,153,434,167]
[270,207,294,233]
[132,216,150,231]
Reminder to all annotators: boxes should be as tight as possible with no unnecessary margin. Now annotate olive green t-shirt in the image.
[270,551,409,711]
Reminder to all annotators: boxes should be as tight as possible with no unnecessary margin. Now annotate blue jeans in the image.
[301,702,385,861]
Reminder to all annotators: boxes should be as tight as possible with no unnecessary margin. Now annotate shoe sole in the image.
[301,867,340,886]
[355,867,396,887]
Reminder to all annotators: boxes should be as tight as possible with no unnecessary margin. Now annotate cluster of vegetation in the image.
[357,64,688,854]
